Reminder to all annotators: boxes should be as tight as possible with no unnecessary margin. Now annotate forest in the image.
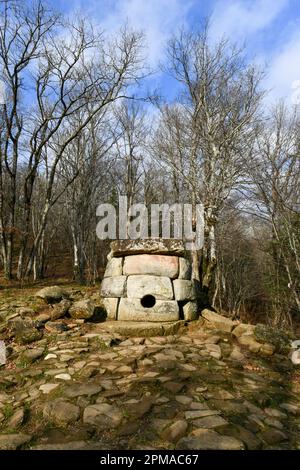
[0,0,299,329]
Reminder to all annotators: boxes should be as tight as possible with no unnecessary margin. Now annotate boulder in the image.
[50,299,71,320]
[201,309,237,332]
[103,257,123,277]
[123,254,179,278]
[8,318,43,344]
[35,286,69,304]
[183,301,198,321]
[118,298,179,322]
[127,275,173,300]
[69,299,97,320]
[173,279,196,301]
[101,276,127,298]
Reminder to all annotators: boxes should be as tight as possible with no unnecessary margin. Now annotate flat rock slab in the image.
[0,433,32,450]
[123,254,179,278]
[96,320,185,337]
[201,309,238,332]
[109,239,185,257]
[176,429,245,450]
[118,298,179,322]
[127,275,174,300]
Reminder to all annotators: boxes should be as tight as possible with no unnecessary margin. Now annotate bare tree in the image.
[154,24,263,304]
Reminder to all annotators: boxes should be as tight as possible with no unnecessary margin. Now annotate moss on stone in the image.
[254,324,292,353]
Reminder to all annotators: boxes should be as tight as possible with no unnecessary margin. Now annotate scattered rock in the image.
[50,300,71,320]
[55,373,71,381]
[36,286,69,304]
[39,383,59,394]
[69,299,97,320]
[201,309,237,333]
[7,408,24,429]
[44,321,68,333]
[21,347,44,363]
[232,323,255,337]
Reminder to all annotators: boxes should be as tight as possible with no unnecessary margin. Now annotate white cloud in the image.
[65,0,194,68]
[211,0,288,42]
[266,29,300,105]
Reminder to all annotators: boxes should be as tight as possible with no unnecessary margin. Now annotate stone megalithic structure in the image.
[100,239,199,322]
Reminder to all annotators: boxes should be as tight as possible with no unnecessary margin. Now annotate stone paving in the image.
[1,316,300,450]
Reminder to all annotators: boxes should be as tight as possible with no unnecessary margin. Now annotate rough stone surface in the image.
[118,298,179,322]
[127,275,174,300]
[83,403,122,429]
[7,408,24,429]
[173,279,196,301]
[50,299,71,320]
[183,301,198,321]
[202,309,237,332]
[21,347,44,363]
[43,399,80,426]
[232,323,255,337]
[102,298,119,320]
[178,257,191,279]
[161,420,188,443]
[0,434,32,450]
[101,276,127,298]
[69,299,97,319]
[109,239,185,257]
[35,286,69,304]
[176,429,245,450]
[123,254,179,278]
[104,257,123,277]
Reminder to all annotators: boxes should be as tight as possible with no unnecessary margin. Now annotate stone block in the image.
[102,298,119,320]
[103,257,123,277]
[123,254,179,278]
[183,301,198,321]
[118,298,179,322]
[127,275,173,300]
[101,276,127,298]
[173,279,196,301]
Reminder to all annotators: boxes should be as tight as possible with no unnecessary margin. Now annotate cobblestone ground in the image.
[1,316,300,450]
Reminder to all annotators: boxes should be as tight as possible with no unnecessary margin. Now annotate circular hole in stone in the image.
[141,294,156,308]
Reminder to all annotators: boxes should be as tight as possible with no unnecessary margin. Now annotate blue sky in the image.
[47,0,300,105]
